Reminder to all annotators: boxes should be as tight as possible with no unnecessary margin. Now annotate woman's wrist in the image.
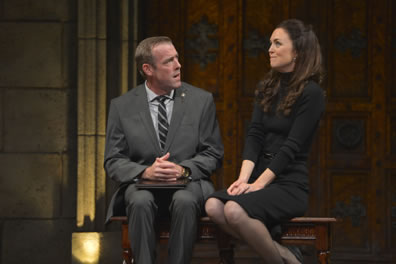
[255,169,275,188]
[238,174,250,183]
[253,179,266,189]
[238,160,255,183]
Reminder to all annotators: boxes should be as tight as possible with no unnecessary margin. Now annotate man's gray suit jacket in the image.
[104,82,224,223]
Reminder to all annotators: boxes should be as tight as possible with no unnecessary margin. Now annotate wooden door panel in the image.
[321,0,387,262]
[388,0,396,256]
[213,110,225,188]
[329,171,370,251]
[392,0,396,98]
[390,116,396,156]
[388,170,396,251]
[392,0,396,99]
[183,1,221,97]
[236,110,252,176]
[329,0,370,98]
[329,115,369,157]
[241,0,284,98]
[141,0,184,47]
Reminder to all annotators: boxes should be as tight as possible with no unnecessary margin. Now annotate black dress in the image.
[209,73,325,229]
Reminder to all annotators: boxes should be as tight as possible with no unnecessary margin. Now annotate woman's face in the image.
[268,28,296,73]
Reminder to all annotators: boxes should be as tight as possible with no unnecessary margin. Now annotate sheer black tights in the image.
[205,198,301,264]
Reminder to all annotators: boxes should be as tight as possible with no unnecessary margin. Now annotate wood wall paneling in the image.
[370,0,388,257]
[236,110,252,177]
[330,116,368,156]
[390,116,396,156]
[330,171,370,251]
[241,0,282,98]
[389,170,396,253]
[306,130,322,216]
[183,1,221,97]
[385,3,396,257]
[389,0,396,158]
[392,0,396,99]
[330,0,369,99]
[219,0,239,187]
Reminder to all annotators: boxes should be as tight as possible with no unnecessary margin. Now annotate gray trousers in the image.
[124,181,204,264]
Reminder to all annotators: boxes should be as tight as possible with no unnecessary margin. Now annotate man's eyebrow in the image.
[163,57,173,63]
[163,55,178,63]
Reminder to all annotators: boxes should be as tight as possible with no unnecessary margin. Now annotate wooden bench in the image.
[279,217,337,264]
[110,216,336,264]
[110,216,233,264]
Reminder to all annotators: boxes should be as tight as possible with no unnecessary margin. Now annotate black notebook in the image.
[135,178,189,189]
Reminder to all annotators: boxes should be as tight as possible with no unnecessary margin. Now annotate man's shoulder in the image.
[111,84,144,105]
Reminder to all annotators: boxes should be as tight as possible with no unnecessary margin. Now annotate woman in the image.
[205,19,325,264]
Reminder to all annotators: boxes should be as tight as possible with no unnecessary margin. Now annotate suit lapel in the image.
[164,86,187,152]
[133,86,162,154]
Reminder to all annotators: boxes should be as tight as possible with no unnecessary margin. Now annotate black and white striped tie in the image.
[156,95,169,150]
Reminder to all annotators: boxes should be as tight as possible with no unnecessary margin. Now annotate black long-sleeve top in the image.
[242,74,325,181]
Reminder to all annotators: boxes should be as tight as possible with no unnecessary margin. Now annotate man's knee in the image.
[171,190,199,213]
[224,201,246,225]
[125,188,156,212]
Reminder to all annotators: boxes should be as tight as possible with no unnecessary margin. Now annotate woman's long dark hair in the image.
[256,19,324,115]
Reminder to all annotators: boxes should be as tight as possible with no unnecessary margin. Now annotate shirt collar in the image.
[145,81,174,102]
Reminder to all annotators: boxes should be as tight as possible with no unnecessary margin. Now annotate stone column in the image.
[73,0,137,262]
[76,0,107,231]
[72,0,111,263]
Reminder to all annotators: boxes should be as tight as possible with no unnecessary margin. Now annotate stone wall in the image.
[0,1,77,263]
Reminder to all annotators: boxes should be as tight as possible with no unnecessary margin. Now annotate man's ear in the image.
[142,63,153,77]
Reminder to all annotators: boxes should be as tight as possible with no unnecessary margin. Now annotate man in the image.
[104,36,224,263]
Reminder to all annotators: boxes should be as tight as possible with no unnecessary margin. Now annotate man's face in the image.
[146,43,182,93]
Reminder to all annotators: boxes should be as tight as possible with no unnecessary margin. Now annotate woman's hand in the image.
[227,179,248,195]
[245,182,263,193]
[227,179,265,196]
[228,179,263,195]
[227,160,254,195]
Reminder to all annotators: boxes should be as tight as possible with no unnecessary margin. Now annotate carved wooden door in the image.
[317,1,395,263]
[139,0,395,263]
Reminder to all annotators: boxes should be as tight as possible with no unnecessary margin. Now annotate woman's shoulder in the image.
[303,80,321,91]
[302,80,324,98]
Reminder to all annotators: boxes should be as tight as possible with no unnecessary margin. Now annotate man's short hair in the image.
[135,36,173,78]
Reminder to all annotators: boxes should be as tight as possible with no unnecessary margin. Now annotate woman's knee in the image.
[224,201,247,225]
[205,198,224,218]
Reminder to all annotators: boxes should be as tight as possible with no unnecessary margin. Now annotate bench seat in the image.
[110,216,336,264]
